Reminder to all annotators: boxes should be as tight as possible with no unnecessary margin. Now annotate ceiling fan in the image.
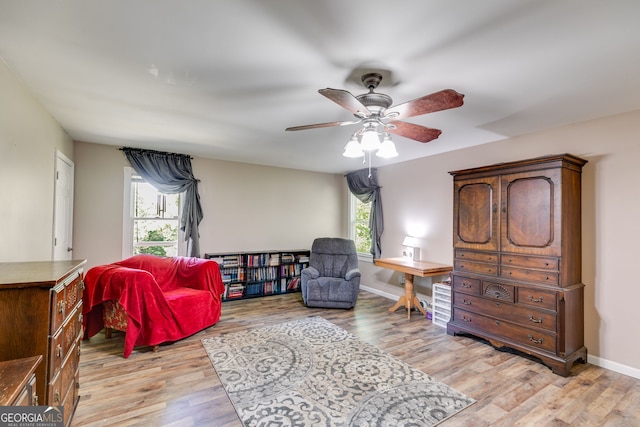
[285,72,464,143]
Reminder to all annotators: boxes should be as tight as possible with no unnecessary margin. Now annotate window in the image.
[349,193,372,259]
[123,167,182,258]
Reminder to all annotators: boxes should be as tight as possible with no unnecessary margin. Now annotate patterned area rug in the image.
[202,316,475,426]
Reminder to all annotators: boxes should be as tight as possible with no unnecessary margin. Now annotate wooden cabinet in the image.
[204,250,309,301]
[0,355,42,405]
[448,154,587,376]
[0,260,86,426]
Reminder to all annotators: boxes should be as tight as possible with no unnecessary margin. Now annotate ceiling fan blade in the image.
[285,119,361,131]
[386,121,442,143]
[385,89,464,120]
[319,88,372,117]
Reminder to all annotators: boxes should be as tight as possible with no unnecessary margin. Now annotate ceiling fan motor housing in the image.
[356,73,392,113]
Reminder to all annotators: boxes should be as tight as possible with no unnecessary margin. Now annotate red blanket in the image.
[83,255,224,358]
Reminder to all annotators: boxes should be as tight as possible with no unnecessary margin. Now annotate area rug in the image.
[201,316,475,426]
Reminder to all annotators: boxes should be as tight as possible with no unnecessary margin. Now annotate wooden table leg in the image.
[388,273,426,318]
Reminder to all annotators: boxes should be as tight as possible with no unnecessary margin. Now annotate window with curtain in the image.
[345,168,384,259]
[121,147,203,257]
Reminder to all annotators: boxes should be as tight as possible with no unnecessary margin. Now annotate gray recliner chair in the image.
[301,237,361,309]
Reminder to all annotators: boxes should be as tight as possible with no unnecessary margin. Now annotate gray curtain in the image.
[345,168,383,259]
[122,147,203,257]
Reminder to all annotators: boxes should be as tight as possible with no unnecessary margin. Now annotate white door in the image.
[53,150,75,260]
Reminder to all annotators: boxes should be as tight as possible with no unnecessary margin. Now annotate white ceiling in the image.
[1,1,639,174]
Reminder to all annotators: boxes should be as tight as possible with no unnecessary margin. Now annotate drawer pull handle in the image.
[494,291,502,298]
[462,282,472,288]
[495,320,500,326]
[58,301,65,313]
[33,393,38,406]
[462,316,472,322]
[528,335,543,344]
[57,344,62,358]
[529,315,543,324]
[54,391,60,403]
[80,280,85,290]
[462,299,472,305]
[528,295,543,303]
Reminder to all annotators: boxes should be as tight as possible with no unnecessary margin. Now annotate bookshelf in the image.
[204,249,310,301]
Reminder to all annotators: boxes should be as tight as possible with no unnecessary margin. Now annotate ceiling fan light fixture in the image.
[360,129,381,151]
[343,136,364,158]
[376,135,399,158]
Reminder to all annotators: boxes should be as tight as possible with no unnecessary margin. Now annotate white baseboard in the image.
[588,355,640,379]
[360,286,640,380]
[360,285,398,301]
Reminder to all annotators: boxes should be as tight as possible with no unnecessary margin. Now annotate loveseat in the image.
[83,254,225,357]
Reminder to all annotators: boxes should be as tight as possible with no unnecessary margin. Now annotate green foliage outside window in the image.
[354,198,372,255]
[132,179,180,257]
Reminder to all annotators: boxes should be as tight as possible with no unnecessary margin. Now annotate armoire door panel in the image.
[453,176,499,251]
[501,169,562,256]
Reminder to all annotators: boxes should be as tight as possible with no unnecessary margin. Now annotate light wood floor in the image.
[73,291,640,426]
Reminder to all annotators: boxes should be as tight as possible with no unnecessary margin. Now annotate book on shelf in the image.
[226,283,245,299]
[286,277,300,291]
[281,253,295,263]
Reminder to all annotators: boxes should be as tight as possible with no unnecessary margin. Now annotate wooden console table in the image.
[374,257,452,319]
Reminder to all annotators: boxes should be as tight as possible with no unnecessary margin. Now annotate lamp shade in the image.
[402,236,421,248]
[360,129,381,151]
[376,136,398,158]
[343,137,364,158]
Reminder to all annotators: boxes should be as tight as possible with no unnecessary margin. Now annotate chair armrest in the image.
[345,268,361,281]
[301,266,320,279]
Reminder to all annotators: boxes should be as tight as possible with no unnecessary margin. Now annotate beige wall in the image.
[362,109,640,377]
[0,60,74,261]
[73,141,346,270]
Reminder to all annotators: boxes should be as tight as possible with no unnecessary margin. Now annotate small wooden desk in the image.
[374,258,452,319]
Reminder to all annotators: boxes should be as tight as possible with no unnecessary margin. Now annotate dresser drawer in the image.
[48,328,64,378]
[456,250,499,264]
[501,266,559,285]
[518,287,558,311]
[454,260,498,276]
[48,342,77,406]
[501,254,559,270]
[482,281,516,303]
[63,307,81,358]
[65,274,81,313]
[453,308,557,353]
[452,275,481,295]
[453,293,557,332]
[50,284,66,333]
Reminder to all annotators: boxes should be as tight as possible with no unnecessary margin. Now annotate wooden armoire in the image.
[447,153,587,376]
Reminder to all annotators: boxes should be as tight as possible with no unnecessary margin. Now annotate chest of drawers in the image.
[0,260,85,426]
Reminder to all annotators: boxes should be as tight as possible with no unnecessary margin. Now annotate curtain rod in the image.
[119,147,193,159]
